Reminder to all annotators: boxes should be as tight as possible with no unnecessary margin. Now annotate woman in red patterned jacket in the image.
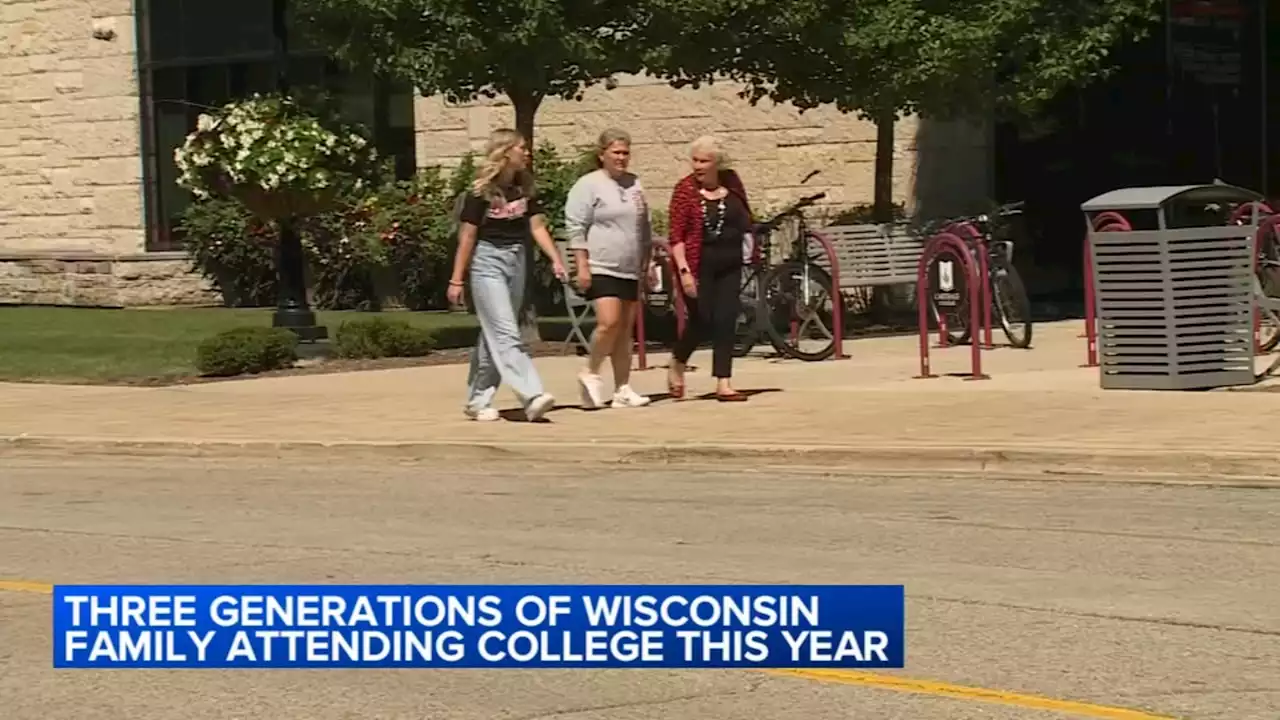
[666,135,752,402]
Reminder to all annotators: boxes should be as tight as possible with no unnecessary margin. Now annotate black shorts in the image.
[585,274,639,302]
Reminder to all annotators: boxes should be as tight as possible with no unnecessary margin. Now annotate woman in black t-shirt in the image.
[446,128,568,422]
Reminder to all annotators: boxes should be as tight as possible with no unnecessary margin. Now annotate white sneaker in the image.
[524,393,555,422]
[612,385,651,408]
[464,407,500,422]
[578,371,606,409]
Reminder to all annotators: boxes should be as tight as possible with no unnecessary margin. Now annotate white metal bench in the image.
[813,223,925,290]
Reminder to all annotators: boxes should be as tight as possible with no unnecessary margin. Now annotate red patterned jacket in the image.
[667,169,753,277]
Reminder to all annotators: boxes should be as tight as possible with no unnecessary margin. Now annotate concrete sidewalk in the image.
[3,320,1279,479]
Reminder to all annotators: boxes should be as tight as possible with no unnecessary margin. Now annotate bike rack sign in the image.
[928,250,966,309]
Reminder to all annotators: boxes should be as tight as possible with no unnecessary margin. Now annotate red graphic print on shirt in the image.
[488,197,529,220]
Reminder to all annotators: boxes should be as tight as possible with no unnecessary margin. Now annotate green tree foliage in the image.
[292,0,645,145]
[292,0,634,337]
[640,0,1162,121]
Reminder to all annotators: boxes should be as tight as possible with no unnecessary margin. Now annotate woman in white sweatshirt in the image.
[564,128,654,409]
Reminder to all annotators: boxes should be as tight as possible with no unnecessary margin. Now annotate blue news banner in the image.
[53,584,904,669]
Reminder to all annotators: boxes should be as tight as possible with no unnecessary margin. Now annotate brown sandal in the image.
[715,391,748,402]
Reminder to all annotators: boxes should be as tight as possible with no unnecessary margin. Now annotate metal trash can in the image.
[1081,184,1262,390]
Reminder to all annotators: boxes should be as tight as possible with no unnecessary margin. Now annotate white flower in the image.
[171,95,379,201]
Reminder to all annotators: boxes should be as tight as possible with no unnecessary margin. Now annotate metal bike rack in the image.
[1080,184,1264,390]
[915,232,987,380]
[939,220,994,350]
[807,230,848,360]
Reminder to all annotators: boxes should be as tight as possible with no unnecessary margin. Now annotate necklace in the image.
[701,195,726,241]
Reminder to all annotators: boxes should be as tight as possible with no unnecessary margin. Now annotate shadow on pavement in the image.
[496,387,782,421]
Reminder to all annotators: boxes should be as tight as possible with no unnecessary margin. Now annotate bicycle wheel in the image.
[928,298,972,345]
[991,260,1033,348]
[761,260,838,361]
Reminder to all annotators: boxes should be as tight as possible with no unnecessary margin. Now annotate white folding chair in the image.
[555,239,595,355]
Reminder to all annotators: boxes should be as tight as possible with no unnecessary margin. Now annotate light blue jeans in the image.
[466,241,546,411]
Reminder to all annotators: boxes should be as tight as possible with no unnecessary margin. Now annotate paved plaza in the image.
[1,320,1278,480]
[1,319,1277,719]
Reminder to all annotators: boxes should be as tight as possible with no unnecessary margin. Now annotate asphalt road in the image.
[0,454,1276,719]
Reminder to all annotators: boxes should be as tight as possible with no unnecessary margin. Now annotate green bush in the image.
[195,326,299,377]
[333,317,435,359]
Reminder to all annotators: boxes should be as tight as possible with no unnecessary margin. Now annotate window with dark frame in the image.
[134,0,417,252]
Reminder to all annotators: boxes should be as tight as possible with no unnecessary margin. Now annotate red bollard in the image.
[1083,240,1097,366]
[1082,212,1132,367]
[975,236,994,349]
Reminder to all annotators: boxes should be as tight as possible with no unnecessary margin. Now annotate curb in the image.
[3,435,1279,485]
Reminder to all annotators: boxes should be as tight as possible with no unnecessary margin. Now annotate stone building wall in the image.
[415,75,916,215]
[414,74,992,218]
[0,18,991,308]
[0,0,217,306]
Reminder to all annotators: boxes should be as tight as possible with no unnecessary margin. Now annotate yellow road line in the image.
[768,669,1177,719]
[0,579,53,594]
[0,580,1175,718]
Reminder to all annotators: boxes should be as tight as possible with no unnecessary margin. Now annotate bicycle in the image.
[733,170,840,362]
[925,201,1033,349]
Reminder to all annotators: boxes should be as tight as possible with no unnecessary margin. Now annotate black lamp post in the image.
[270,0,327,343]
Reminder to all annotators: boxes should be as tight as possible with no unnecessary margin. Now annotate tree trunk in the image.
[872,108,899,319]
[873,108,895,223]
[510,90,544,344]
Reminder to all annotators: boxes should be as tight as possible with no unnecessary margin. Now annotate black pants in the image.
[673,245,742,378]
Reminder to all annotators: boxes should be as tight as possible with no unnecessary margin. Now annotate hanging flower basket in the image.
[204,170,341,220]
[175,93,379,223]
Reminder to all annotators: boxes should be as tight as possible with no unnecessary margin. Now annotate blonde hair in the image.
[690,135,729,168]
[594,128,632,168]
[472,128,534,201]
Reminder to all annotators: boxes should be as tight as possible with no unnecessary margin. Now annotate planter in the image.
[206,171,340,220]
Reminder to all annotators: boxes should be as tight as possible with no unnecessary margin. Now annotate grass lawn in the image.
[0,306,490,385]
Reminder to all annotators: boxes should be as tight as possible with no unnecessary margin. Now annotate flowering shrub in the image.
[178,139,601,312]
[372,167,458,310]
[297,192,389,311]
[177,199,278,307]
[173,93,379,219]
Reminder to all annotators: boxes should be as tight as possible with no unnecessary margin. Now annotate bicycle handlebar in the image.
[754,192,827,235]
[920,200,1027,239]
